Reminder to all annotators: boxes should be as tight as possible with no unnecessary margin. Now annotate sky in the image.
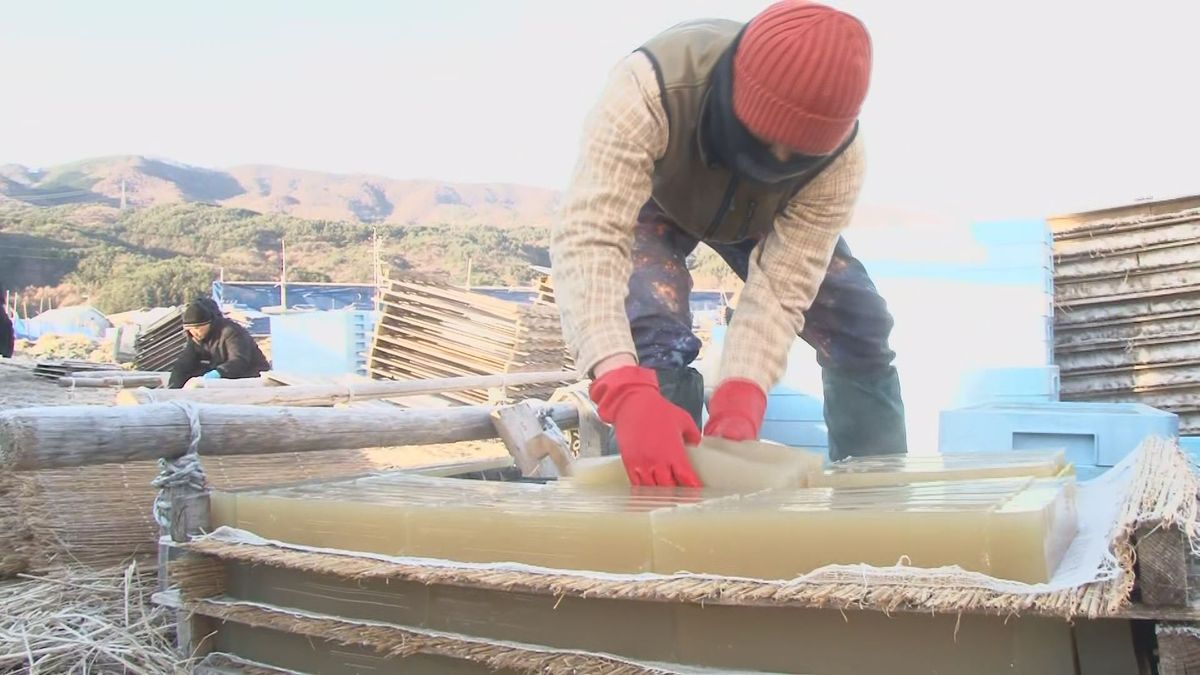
[2,0,1198,220]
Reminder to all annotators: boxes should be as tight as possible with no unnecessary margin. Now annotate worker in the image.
[168,298,270,388]
[550,0,906,487]
[0,306,13,359]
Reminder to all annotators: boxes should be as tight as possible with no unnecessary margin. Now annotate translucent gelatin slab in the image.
[211,473,1077,583]
[651,477,1077,583]
[212,473,703,573]
[809,450,1070,489]
[568,437,824,490]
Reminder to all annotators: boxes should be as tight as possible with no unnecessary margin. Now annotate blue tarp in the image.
[213,282,726,313]
[13,305,111,340]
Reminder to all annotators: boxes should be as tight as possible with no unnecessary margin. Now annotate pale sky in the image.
[2,0,1197,220]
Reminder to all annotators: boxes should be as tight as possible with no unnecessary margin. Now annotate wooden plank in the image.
[1057,284,1200,309]
[375,314,564,357]
[372,335,565,378]
[490,401,561,477]
[379,287,541,323]
[371,332,518,374]
[1051,202,1200,238]
[1060,359,1200,380]
[194,653,294,675]
[1056,319,1200,353]
[117,369,578,406]
[1156,624,1200,675]
[1058,269,1200,305]
[166,486,215,658]
[1057,336,1200,358]
[377,298,527,338]
[384,277,523,317]
[1060,367,1200,397]
[1057,342,1200,373]
[376,314,528,354]
[1056,226,1200,262]
[1056,294,1200,328]
[1056,242,1200,281]
[1067,389,1200,410]
[1073,619,1141,675]
[1136,524,1190,607]
[1056,309,1200,336]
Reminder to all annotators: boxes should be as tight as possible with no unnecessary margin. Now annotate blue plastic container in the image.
[758,387,829,449]
[1178,436,1200,465]
[958,366,1060,406]
[939,401,1178,469]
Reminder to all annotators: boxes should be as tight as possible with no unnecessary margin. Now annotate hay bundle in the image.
[0,449,385,578]
[0,562,180,673]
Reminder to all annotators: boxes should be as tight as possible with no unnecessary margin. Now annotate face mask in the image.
[700,31,854,184]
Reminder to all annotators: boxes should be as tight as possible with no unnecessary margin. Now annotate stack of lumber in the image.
[31,360,113,380]
[368,273,571,404]
[532,270,574,369]
[134,306,185,372]
[535,271,556,306]
[1051,196,1200,433]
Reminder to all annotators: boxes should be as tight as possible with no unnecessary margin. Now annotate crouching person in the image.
[169,299,270,389]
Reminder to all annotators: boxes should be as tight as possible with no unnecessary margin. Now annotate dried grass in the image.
[0,562,183,674]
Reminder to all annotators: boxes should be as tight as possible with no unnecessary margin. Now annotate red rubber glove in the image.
[703,379,768,442]
[590,365,702,487]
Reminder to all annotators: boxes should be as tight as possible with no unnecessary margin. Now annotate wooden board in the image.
[367,271,569,404]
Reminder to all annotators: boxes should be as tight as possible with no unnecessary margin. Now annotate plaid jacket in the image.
[550,52,865,393]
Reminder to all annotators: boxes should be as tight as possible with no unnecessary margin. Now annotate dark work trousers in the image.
[619,201,907,461]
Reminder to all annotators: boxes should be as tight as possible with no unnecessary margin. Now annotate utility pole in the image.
[120,178,127,210]
[280,238,288,314]
[465,256,473,289]
[372,226,381,312]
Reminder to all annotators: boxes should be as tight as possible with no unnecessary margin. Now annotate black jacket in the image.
[0,310,13,358]
[168,317,270,388]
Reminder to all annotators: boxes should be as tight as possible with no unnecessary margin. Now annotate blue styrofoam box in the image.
[701,386,829,448]
[970,218,1051,246]
[758,387,829,449]
[1179,436,1200,465]
[860,262,1051,287]
[269,310,377,377]
[983,242,1054,269]
[939,401,1178,469]
[959,366,1060,405]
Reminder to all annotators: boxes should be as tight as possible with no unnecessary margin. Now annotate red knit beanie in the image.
[733,1,872,155]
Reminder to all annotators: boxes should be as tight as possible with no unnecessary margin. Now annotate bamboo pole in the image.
[115,370,582,406]
[0,402,580,471]
[57,375,167,389]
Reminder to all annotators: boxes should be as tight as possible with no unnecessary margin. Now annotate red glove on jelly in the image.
[590,365,702,487]
[703,379,767,442]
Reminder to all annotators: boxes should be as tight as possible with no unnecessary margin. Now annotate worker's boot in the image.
[822,365,907,461]
[600,367,704,456]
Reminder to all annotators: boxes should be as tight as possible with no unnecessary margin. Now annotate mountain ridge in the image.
[0,155,561,228]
